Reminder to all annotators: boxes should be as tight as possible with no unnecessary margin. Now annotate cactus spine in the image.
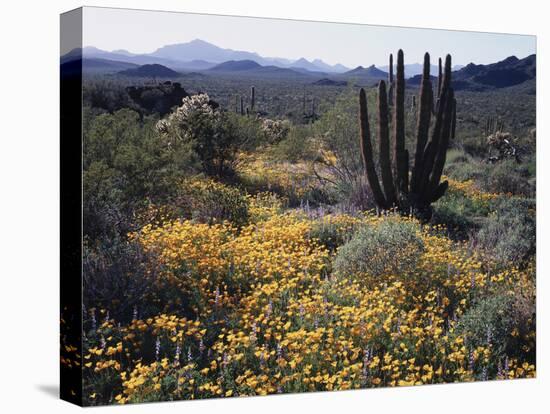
[359,50,456,220]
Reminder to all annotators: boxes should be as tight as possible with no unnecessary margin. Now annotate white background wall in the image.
[0,0,546,412]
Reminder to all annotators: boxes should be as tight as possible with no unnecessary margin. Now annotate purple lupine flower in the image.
[90,309,97,331]
[222,352,229,367]
[486,326,492,346]
[187,347,192,362]
[504,356,509,379]
[214,286,221,307]
[497,360,504,379]
[250,322,257,343]
[199,338,205,355]
[362,348,371,379]
[100,335,107,350]
[276,343,283,359]
[155,336,161,361]
[468,350,475,372]
[132,305,138,321]
[174,342,181,365]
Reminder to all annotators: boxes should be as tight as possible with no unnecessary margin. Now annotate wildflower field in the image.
[67,47,536,406]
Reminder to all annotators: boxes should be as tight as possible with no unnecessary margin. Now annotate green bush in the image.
[432,185,490,240]
[479,160,534,197]
[271,124,314,162]
[456,291,535,361]
[176,178,249,227]
[445,159,484,182]
[476,197,535,265]
[157,94,262,177]
[83,238,158,324]
[333,219,424,285]
[309,218,359,252]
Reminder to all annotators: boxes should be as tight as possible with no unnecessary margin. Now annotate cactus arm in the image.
[411,53,433,194]
[428,87,454,197]
[377,81,397,206]
[426,55,453,200]
[438,57,443,97]
[430,180,449,203]
[388,53,394,106]
[359,88,388,209]
[394,49,408,194]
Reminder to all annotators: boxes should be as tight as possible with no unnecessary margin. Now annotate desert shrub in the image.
[446,148,471,165]
[444,154,484,182]
[175,178,249,227]
[157,94,261,177]
[431,180,492,239]
[333,219,424,285]
[456,291,535,362]
[312,89,370,207]
[309,215,361,252]
[271,124,314,162]
[83,238,158,324]
[476,197,535,265]
[479,159,533,196]
[83,108,190,241]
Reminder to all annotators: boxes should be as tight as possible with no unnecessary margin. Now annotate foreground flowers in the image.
[80,187,535,405]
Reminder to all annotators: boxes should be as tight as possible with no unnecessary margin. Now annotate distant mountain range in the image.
[61,40,536,91]
[407,54,536,91]
[380,62,464,78]
[64,39,349,73]
[118,64,181,78]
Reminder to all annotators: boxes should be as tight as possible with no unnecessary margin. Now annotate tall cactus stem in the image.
[378,80,397,206]
[359,88,388,209]
[393,49,408,194]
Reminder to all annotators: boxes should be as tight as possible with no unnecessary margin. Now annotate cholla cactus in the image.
[156,93,219,142]
[486,131,520,163]
[261,118,290,143]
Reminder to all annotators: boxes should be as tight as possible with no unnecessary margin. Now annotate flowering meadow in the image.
[73,178,535,405]
[70,87,536,405]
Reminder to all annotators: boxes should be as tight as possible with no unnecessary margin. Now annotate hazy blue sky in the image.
[82,7,536,67]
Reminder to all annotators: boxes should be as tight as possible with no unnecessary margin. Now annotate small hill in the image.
[342,65,388,81]
[126,82,189,115]
[209,60,262,72]
[61,58,139,76]
[118,64,180,78]
[290,58,323,72]
[312,78,347,86]
[453,54,536,90]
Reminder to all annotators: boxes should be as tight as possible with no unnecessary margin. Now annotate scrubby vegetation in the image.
[64,48,536,405]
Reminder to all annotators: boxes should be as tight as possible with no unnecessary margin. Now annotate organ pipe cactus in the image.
[388,53,394,106]
[359,50,456,220]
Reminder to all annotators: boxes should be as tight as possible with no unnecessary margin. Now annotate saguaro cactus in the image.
[250,86,255,111]
[359,50,456,220]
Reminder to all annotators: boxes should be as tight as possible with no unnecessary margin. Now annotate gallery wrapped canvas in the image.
[60,6,536,406]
